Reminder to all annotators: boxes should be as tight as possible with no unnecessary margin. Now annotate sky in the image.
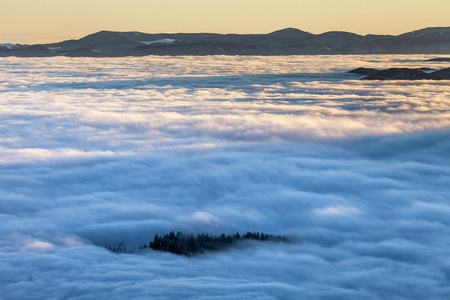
[1,0,449,44]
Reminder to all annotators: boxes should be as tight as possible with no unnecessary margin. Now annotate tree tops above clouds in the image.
[106,231,289,256]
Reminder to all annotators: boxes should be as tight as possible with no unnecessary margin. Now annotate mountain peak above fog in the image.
[78,31,135,46]
[1,26,449,57]
[400,26,450,36]
[268,28,313,39]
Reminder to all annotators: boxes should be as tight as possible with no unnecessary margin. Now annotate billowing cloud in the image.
[312,205,362,217]
[1,55,450,299]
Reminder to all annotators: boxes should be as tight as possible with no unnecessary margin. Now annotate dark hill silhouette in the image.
[268,28,314,40]
[78,31,134,46]
[398,27,450,44]
[7,45,58,57]
[65,47,103,57]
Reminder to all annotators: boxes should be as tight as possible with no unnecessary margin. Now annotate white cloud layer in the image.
[1,55,450,299]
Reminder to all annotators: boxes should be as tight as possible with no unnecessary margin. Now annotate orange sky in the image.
[1,0,449,44]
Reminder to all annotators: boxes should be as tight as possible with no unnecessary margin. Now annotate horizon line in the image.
[3,25,449,45]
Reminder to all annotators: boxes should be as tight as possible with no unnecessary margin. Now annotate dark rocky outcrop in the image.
[432,68,450,78]
[358,68,450,80]
[348,67,380,76]
[416,67,436,72]
[427,57,450,62]
[363,68,436,80]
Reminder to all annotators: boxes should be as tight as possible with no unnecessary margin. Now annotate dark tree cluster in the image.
[137,231,288,256]
[104,231,288,256]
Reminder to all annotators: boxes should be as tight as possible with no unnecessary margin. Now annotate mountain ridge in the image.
[1,27,449,57]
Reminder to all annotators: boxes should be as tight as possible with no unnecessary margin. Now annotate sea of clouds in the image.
[1,55,450,299]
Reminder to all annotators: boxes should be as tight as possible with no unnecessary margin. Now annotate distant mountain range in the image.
[1,27,450,57]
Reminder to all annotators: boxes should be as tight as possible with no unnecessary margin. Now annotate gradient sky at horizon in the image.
[1,0,449,44]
